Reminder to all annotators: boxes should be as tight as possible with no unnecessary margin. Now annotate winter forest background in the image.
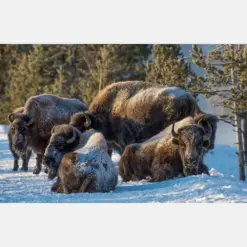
[1,44,247,180]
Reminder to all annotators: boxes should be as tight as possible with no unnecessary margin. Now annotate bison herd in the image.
[7,81,218,194]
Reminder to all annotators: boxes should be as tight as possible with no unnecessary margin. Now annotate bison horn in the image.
[84,113,92,128]
[66,128,77,144]
[8,113,15,123]
[171,123,179,138]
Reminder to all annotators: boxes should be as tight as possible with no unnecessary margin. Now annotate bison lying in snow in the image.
[8,94,88,174]
[8,107,32,171]
[43,125,118,193]
[119,114,218,182]
[69,81,202,155]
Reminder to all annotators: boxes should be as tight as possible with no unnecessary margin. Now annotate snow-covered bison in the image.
[8,107,32,171]
[43,125,118,193]
[119,114,218,182]
[8,94,88,174]
[69,81,202,155]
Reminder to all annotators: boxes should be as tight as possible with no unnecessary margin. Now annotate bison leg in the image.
[33,153,43,174]
[11,150,20,171]
[51,176,61,192]
[13,159,19,171]
[150,166,173,182]
[79,174,96,193]
[20,149,32,172]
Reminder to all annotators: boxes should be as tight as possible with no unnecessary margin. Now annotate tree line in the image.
[0,44,195,123]
[0,44,247,180]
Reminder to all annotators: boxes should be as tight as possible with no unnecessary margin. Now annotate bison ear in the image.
[8,113,15,123]
[23,115,30,122]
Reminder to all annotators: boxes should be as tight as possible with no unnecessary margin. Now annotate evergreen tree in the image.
[191,44,247,181]
[145,45,195,89]
[0,44,151,121]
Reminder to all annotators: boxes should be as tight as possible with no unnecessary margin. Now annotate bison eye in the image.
[56,142,64,150]
[203,140,210,148]
[19,128,25,133]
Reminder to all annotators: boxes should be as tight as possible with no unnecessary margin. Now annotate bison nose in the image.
[43,156,56,168]
[187,158,197,167]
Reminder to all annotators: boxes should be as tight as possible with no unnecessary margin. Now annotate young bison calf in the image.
[8,107,32,171]
[119,119,211,182]
[44,125,118,193]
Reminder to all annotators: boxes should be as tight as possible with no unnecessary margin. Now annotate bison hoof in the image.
[33,167,41,175]
[12,166,19,171]
[20,166,28,172]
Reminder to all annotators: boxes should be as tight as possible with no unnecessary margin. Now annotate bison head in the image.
[8,113,33,153]
[171,123,210,176]
[43,124,80,179]
[70,111,93,133]
[195,113,218,151]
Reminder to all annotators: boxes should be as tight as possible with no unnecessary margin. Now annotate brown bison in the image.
[69,81,202,155]
[43,125,118,193]
[8,94,88,174]
[119,114,218,182]
[8,107,32,171]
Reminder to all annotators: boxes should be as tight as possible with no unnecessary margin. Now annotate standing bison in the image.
[8,107,32,171]
[8,94,88,174]
[70,81,202,155]
[119,114,218,182]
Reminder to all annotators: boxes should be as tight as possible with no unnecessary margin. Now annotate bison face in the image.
[44,125,80,178]
[8,114,32,153]
[195,114,218,151]
[171,124,210,175]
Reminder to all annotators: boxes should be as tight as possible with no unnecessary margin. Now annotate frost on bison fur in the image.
[119,115,216,182]
[43,126,118,193]
[69,81,201,155]
[8,107,32,171]
[8,94,88,175]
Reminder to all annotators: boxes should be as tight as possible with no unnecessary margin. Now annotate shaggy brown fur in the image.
[119,117,213,182]
[70,81,201,154]
[51,152,99,194]
[8,107,32,171]
[8,94,88,174]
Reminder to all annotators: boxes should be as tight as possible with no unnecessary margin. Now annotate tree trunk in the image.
[243,117,247,167]
[235,114,245,181]
[231,68,245,181]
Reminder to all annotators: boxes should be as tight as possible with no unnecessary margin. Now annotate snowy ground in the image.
[1,125,247,203]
